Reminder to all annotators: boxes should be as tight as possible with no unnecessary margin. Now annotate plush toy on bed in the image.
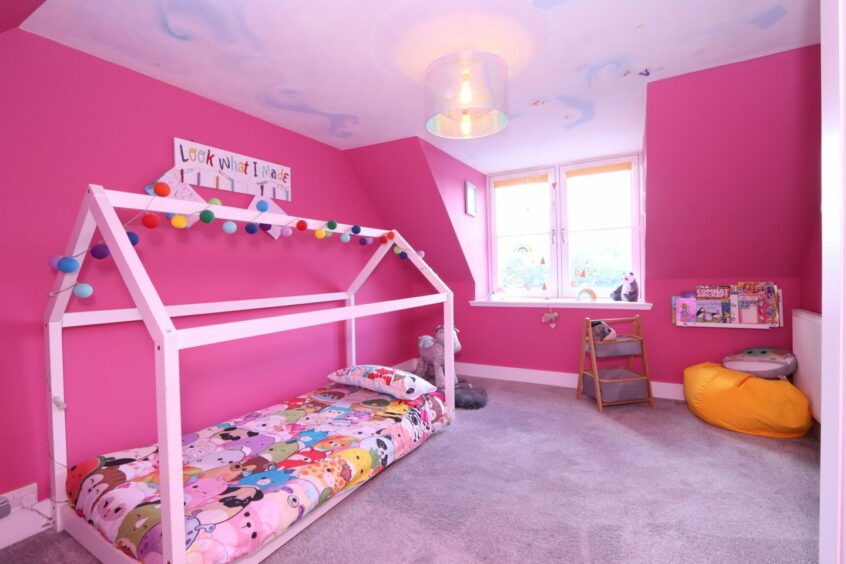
[611,272,639,302]
[415,325,488,409]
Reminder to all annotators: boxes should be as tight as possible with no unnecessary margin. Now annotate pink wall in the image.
[381,47,821,384]
[0,29,421,497]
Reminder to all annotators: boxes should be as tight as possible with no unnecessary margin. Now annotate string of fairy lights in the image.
[48,181,425,300]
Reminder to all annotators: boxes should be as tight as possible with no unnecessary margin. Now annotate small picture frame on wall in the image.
[465,181,477,217]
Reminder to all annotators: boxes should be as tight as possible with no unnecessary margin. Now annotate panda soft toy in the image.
[610,272,639,302]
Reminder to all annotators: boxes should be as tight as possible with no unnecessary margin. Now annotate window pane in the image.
[494,183,551,236]
[495,233,554,296]
[567,228,633,296]
[566,170,632,231]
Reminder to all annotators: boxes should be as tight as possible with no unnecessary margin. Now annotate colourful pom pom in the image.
[315,228,326,240]
[127,231,140,246]
[327,220,338,230]
[399,251,408,260]
[260,223,272,231]
[281,226,293,237]
[153,182,171,197]
[73,283,94,299]
[245,222,259,234]
[199,210,215,223]
[379,235,389,244]
[57,257,79,273]
[417,250,426,258]
[340,233,351,243]
[351,225,362,235]
[393,245,402,254]
[386,231,395,240]
[49,255,62,270]
[359,237,368,246]
[141,213,160,229]
[171,214,188,229]
[90,243,110,260]
[325,231,333,237]
[296,220,308,231]
[256,199,270,212]
[222,221,237,234]
[208,197,222,206]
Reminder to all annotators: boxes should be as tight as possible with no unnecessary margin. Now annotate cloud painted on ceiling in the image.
[749,4,788,29]
[263,87,359,138]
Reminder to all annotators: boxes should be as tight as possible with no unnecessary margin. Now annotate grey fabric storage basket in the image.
[582,368,649,403]
[585,337,643,358]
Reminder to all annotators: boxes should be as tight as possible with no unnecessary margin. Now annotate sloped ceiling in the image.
[22,1,819,173]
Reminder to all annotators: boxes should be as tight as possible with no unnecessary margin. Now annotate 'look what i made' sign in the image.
[173,138,292,201]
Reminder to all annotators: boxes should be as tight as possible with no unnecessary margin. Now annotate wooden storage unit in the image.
[577,315,654,412]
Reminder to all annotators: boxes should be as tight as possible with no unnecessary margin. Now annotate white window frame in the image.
[487,154,644,302]
[487,166,558,298]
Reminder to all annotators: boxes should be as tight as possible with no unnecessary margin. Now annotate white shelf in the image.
[674,322,780,329]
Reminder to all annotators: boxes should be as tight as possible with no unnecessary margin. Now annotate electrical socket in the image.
[1,483,37,512]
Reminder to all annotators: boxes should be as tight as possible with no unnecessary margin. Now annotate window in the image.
[489,155,642,300]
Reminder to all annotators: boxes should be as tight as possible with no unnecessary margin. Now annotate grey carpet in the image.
[0,379,819,564]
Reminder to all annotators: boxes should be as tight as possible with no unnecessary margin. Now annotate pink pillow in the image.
[328,365,436,400]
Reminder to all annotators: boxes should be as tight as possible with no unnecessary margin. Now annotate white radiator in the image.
[793,309,822,422]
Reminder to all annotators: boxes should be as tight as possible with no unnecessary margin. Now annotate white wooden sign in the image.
[173,137,291,201]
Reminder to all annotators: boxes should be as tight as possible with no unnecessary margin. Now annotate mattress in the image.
[66,383,449,562]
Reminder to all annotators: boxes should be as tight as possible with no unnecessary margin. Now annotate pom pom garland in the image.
[281,226,293,237]
[315,228,327,240]
[327,220,338,230]
[256,199,270,212]
[393,245,402,255]
[386,231,395,240]
[57,257,80,273]
[417,250,426,258]
[153,182,171,197]
[199,210,215,223]
[359,237,369,246]
[141,213,160,229]
[222,221,237,234]
[351,225,362,235]
[127,231,140,246]
[296,220,308,231]
[340,233,351,243]
[379,235,389,244]
[90,243,110,260]
[245,223,259,234]
[73,283,94,299]
[399,251,408,260]
[208,197,222,206]
[259,223,272,232]
[171,214,188,229]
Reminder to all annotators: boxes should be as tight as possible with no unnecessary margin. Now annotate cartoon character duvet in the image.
[67,383,449,563]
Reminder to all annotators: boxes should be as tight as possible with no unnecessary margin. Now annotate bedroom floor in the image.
[1,379,819,564]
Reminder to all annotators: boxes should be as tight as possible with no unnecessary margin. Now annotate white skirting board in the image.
[455,361,686,401]
[0,499,53,550]
[397,359,685,401]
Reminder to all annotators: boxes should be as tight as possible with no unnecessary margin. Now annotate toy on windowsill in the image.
[611,272,639,302]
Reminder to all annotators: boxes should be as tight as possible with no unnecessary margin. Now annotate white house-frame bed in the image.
[45,185,455,563]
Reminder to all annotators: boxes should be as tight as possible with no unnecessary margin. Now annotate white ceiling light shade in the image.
[424,51,508,140]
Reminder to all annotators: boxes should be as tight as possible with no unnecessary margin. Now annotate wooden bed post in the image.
[443,291,456,419]
[345,294,356,366]
[155,334,186,564]
[44,192,97,531]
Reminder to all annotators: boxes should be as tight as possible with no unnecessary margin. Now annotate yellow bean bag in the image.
[684,362,812,438]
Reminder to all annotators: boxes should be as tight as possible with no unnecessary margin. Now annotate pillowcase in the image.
[328,365,436,400]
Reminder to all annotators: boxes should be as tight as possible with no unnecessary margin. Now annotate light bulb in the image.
[459,69,472,105]
[460,111,472,136]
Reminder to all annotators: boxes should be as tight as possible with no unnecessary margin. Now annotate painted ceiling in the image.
[22,0,819,174]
